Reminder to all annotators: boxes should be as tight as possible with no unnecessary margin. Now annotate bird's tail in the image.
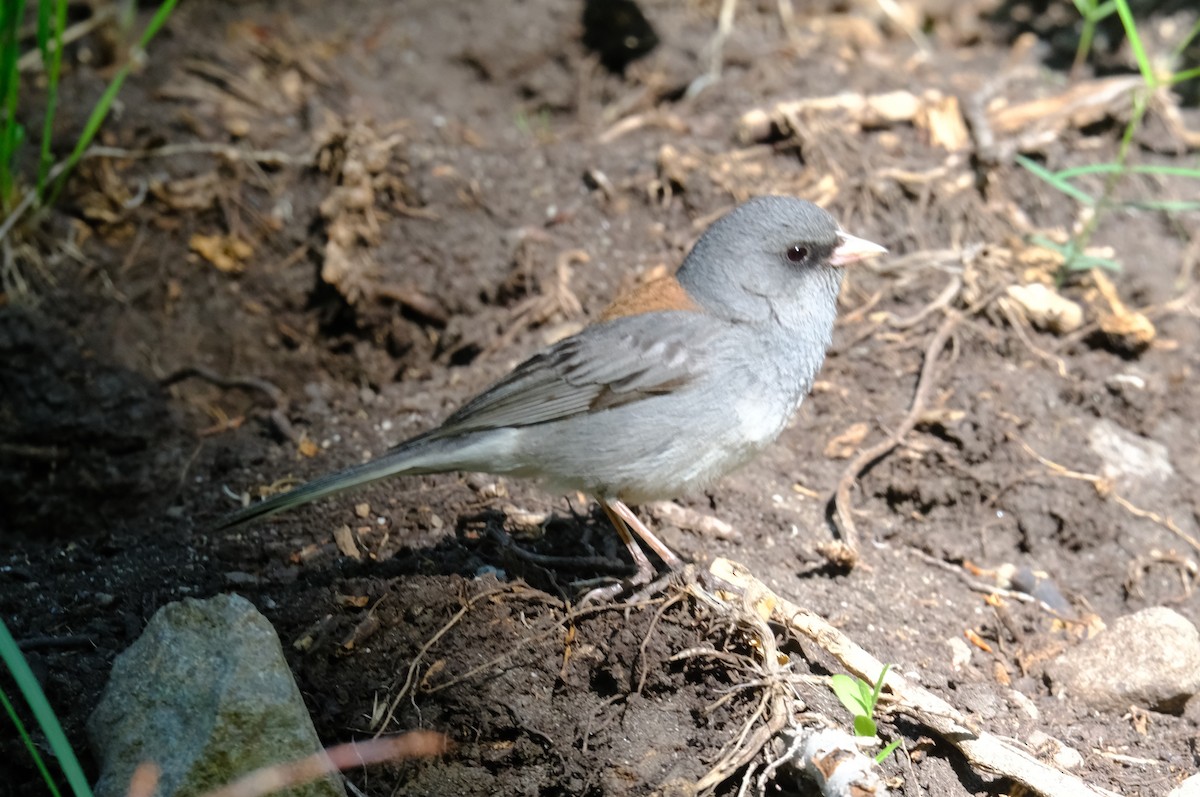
[213,430,501,530]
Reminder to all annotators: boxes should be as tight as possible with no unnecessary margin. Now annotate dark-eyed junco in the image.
[218,196,885,596]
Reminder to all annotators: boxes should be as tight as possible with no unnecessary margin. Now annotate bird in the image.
[217,196,886,598]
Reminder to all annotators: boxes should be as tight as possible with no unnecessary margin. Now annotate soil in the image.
[3,1,1200,795]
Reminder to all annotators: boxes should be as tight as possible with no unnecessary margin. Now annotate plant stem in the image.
[37,0,69,198]
[47,0,181,206]
[0,0,28,211]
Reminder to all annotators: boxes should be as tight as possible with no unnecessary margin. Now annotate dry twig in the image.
[711,558,1121,797]
[373,584,520,733]
[123,733,449,797]
[160,365,297,443]
[1013,437,1200,555]
[828,312,960,561]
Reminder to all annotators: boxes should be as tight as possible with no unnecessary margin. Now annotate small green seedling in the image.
[1027,233,1121,278]
[830,664,902,763]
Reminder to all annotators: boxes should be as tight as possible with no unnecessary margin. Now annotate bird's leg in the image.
[608,499,685,570]
[578,501,659,605]
[579,501,687,604]
[599,501,658,585]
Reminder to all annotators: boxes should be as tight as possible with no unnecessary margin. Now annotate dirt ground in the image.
[2,0,1199,795]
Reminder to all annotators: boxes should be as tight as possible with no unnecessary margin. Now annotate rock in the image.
[1026,730,1083,770]
[1087,418,1174,490]
[1184,693,1200,726]
[1004,283,1083,334]
[1169,774,1200,797]
[1047,608,1200,714]
[89,594,344,797]
[946,636,972,670]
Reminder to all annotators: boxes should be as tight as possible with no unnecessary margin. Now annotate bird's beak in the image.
[830,231,887,267]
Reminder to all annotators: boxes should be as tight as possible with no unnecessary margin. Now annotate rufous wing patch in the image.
[599,274,699,321]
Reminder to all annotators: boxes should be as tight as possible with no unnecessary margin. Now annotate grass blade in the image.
[0,619,94,797]
[1171,18,1200,59]
[0,0,27,209]
[868,664,891,711]
[1015,154,1097,206]
[47,0,181,205]
[875,738,903,764]
[134,0,180,49]
[1070,0,1117,22]
[1070,0,1119,72]
[1055,163,1200,179]
[37,0,69,197]
[1,686,64,797]
[1168,65,1200,86]
[36,0,51,57]
[1123,199,1200,212]
[1114,0,1156,86]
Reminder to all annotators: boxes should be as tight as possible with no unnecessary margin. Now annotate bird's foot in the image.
[575,568,656,605]
[575,561,704,605]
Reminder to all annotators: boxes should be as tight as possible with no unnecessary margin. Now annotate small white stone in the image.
[946,636,972,670]
[1087,418,1174,488]
[1168,773,1200,797]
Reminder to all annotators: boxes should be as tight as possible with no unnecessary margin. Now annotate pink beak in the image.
[830,231,887,267]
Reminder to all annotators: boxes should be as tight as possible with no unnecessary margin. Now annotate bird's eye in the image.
[786,245,809,264]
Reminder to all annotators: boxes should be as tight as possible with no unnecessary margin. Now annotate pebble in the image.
[1087,418,1174,489]
[946,636,972,670]
[1026,730,1083,770]
[89,595,344,797]
[1047,607,1200,713]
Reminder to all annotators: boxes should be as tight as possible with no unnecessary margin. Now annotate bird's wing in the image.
[432,312,721,436]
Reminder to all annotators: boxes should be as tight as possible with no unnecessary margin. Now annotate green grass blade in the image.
[875,738,903,764]
[1114,0,1156,86]
[46,65,129,205]
[1123,199,1200,212]
[1054,163,1200,179]
[37,0,69,197]
[1073,20,1097,73]
[1071,0,1116,21]
[135,0,181,50]
[0,0,20,99]
[1168,66,1200,86]
[1069,253,1122,272]
[1,685,64,797]
[36,0,52,56]
[1171,18,1200,59]
[1030,234,1070,252]
[1030,234,1122,274]
[868,664,891,712]
[48,0,181,205]
[1015,154,1097,206]
[0,619,94,797]
[0,0,27,209]
[1070,0,1119,71]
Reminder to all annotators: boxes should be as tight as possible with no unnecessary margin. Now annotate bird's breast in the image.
[731,392,792,451]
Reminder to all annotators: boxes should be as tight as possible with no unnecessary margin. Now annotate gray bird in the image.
[217,196,886,595]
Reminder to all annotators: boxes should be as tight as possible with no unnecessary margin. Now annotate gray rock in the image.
[1087,418,1174,489]
[1048,607,1200,714]
[89,594,344,797]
